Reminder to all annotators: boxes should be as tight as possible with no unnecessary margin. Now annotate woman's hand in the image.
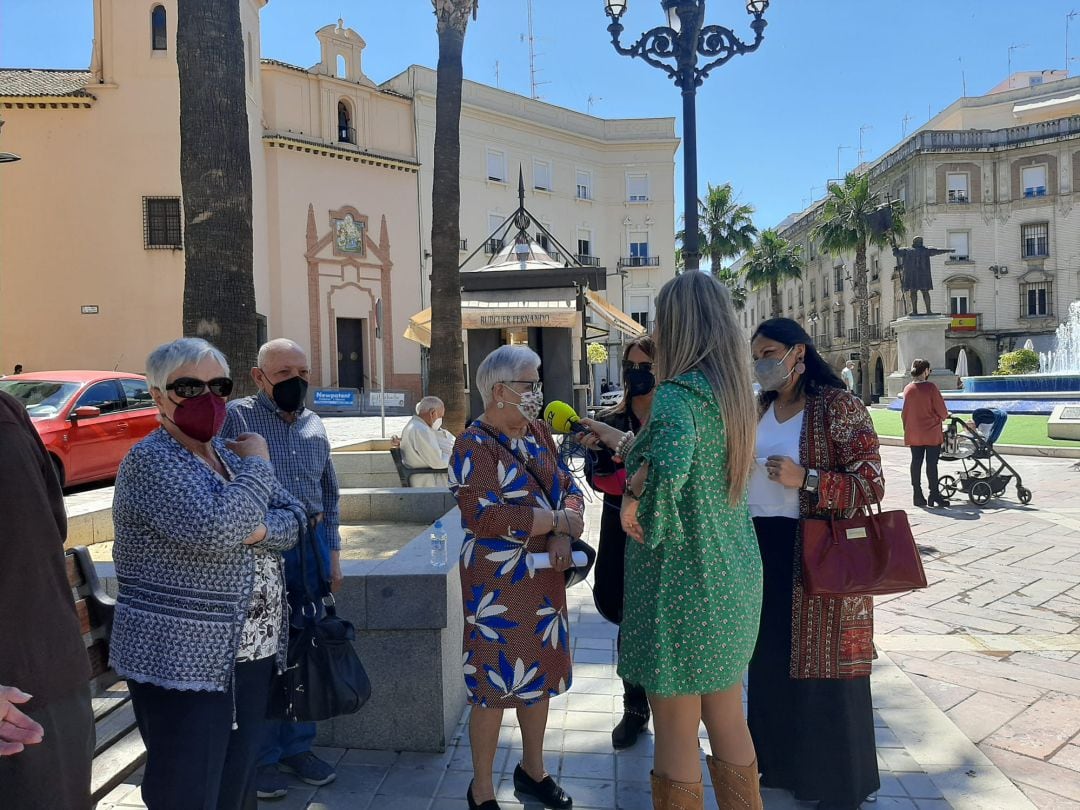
[561,509,584,538]
[578,418,625,450]
[765,455,806,489]
[242,523,268,545]
[547,533,573,573]
[621,497,644,544]
[0,686,44,756]
[226,433,270,461]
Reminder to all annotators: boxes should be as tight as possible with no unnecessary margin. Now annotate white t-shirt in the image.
[748,403,804,519]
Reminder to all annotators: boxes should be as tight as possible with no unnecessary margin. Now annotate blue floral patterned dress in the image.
[449,419,585,708]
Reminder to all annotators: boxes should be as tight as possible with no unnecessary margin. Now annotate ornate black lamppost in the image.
[604,0,768,272]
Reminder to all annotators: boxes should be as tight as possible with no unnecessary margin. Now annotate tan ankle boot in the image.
[651,771,705,810]
[705,755,763,810]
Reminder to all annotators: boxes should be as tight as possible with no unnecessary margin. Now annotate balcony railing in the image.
[619,256,661,268]
[947,190,969,203]
[1023,186,1048,198]
[576,254,600,266]
[848,328,860,342]
[817,335,832,349]
[484,238,504,255]
[948,313,980,332]
[869,323,881,340]
[459,239,468,251]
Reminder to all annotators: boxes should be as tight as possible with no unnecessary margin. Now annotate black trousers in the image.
[1,683,95,810]
[748,517,879,807]
[128,656,275,810]
[909,445,941,492]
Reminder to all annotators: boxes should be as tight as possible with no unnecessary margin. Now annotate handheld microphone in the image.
[544,400,589,435]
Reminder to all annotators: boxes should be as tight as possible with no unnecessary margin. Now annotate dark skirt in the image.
[748,516,880,807]
[593,493,627,625]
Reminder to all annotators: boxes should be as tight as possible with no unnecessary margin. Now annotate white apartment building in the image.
[739,74,1080,396]
[382,66,679,390]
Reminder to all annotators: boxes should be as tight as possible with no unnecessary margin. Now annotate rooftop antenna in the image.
[959,55,967,96]
[494,59,501,88]
[587,94,602,114]
[902,112,914,138]
[836,145,852,180]
[522,0,549,99]
[1008,43,1029,90]
[858,124,873,164]
[1068,11,1078,76]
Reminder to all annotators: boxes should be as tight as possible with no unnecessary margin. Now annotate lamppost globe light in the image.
[605,0,627,19]
[746,0,769,16]
[661,0,684,32]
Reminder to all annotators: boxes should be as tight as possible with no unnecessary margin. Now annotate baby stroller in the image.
[938,408,1032,506]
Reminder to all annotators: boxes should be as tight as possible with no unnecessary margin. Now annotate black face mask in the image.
[625,368,656,397]
[268,375,308,413]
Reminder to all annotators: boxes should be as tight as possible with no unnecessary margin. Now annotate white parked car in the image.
[600,388,623,407]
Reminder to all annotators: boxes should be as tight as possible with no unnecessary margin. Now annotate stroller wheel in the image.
[1017,486,1032,505]
[938,475,958,498]
[970,480,993,506]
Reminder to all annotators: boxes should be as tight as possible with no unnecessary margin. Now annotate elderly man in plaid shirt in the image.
[221,338,342,799]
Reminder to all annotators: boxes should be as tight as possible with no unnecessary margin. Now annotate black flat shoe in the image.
[467,780,501,810]
[513,763,572,809]
[928,494,950,507]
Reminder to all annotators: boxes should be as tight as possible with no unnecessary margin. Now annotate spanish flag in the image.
[950,315,978,332]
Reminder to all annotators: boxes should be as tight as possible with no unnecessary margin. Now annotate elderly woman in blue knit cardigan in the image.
[109,338,304,810]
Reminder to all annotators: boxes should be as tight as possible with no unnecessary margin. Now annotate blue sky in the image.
[3,0,1077,230]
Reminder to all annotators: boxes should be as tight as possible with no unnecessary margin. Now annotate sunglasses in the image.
[502,380,543,394]
[623,362,653,373]
[165,376,234,398]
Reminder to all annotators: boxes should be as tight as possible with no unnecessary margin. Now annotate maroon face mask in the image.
[165,392,227,442]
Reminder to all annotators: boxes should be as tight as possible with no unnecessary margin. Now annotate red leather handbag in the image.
[801,484,928,597]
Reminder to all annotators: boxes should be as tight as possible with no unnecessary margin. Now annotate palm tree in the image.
[712,265,748,311]
[176,0,257,395]
[742,230,804,318]
[676,183,757,274]
[429,0,478,433]
[811,173,906,403]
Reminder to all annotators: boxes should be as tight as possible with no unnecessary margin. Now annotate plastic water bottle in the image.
[430,520,448,568]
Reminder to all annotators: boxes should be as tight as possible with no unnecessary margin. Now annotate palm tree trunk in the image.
[429,11,469,433]
[177,0,256,396]
[855,242,871,403]
[770,279,781,318]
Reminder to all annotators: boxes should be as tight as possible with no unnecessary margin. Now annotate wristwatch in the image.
[802,468,820,493]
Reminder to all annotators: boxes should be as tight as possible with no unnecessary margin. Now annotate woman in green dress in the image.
[582,271,764,810]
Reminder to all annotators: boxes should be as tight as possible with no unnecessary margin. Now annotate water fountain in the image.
[1039,300,1080,374]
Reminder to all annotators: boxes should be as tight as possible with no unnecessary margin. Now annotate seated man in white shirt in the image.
[399,396,454,487]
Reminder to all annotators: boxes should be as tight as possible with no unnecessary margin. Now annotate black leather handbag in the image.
[269,520,371,723]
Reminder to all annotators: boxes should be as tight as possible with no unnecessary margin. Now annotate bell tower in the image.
[315,19,374,87]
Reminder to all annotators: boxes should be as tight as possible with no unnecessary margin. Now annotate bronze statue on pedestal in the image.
[892,237,953,316]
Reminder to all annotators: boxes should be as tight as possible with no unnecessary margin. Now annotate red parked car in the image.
[0,370,160,487]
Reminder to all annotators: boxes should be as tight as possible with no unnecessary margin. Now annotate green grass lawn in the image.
[869,408,1079,448]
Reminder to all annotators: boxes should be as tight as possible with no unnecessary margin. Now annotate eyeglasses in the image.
[623,361,653,373]
[501,380,543,394]
[164,376,234,398]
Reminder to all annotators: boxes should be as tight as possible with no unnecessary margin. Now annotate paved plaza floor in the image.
[87,420,1080,810]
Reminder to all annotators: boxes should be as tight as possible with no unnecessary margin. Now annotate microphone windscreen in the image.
[544,400,580,434]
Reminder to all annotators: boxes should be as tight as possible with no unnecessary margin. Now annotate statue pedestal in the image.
[887,315,958,397]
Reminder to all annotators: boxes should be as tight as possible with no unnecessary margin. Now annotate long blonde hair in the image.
[654,271,755,505]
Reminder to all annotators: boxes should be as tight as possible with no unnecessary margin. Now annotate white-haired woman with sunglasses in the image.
[110,338,305,810]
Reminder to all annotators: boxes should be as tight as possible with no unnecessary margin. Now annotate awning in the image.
[1013,93,1080,116]
[584,289,647,339]
[403,289,580,347]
